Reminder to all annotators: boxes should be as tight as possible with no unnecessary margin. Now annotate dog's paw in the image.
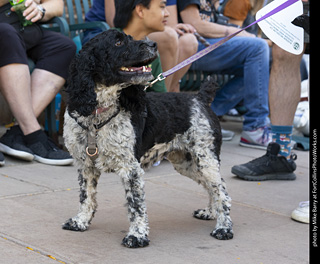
[122,235,150,248]
[193,209,215,220]
[62,218,88,232]
[211,228,233,240]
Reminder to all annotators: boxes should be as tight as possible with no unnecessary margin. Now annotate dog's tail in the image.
[197,75,220,105]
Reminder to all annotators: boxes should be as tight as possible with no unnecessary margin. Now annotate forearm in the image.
[180,6,230,38]
[104,0,115,27]
[180,5,255,39]
[192,19,229,38]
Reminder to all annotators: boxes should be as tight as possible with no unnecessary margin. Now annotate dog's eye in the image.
[115,41,123,47]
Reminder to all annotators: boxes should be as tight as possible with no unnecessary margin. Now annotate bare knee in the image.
[272,44,302,67]
[148,26,179,55]
[178,33,198,56]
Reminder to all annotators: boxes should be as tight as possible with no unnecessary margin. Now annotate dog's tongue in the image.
[129,66,143,71]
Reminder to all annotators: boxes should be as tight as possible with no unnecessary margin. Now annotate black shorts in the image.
[0,3,76,80]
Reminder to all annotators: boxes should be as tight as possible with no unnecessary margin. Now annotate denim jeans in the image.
[190,36,270,131]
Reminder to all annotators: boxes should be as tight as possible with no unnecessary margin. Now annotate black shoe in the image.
[0,126,34,161]
[231,142,297,181]
[26,130,73,166]
[0,152,5,166]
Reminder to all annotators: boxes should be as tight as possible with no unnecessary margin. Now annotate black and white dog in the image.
[62,29,233,248]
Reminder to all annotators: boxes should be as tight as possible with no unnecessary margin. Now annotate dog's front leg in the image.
[118,166,150,248]
[63,167,101,231]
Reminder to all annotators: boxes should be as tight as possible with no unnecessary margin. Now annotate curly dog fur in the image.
[62,29,233,248]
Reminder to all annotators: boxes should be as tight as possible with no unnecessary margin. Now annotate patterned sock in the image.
[271,125,293,159]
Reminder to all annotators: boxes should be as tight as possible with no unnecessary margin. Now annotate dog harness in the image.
[69,107,120,160]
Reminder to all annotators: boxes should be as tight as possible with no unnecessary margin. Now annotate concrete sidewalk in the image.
[0,121,310,264]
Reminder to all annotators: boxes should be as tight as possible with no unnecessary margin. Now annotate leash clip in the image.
[144,73,166,90]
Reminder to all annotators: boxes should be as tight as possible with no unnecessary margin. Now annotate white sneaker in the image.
[222,129,234,141]
[153,160,161,167]
[293,101,309,137]
[223,109,244,122]
[240,126,272,150]
[291,201,309,223]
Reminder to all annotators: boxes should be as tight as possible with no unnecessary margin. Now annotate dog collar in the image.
[69,106,120,130]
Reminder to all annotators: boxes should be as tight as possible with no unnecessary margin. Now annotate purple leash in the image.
[146,0,299,88]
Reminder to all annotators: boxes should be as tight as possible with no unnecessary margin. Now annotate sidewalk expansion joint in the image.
[1,172,56,190]
[0,232,72,264]
[0,187,77,200]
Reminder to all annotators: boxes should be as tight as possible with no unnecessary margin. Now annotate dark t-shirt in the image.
[85,0,106,22]
[167,0,177,5]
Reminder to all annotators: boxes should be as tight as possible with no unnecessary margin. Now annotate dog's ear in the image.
[66,53,97,117]
[292,14,309,35]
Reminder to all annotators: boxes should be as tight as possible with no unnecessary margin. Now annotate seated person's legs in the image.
[0,64,41,136]
[231,8,309,182]
[230,45,302,179]
[149,26,198,92]
[148,26,178,92]
[0,24,41,136]
[171,32,198,92]
[191,36,270,148]
[268,43,305,158]
[269,44,303,126]
[0,24,76,165]
[28,30,76,117]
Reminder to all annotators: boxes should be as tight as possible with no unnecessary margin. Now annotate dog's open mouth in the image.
[119,65,152,75]
[118,53,157,76]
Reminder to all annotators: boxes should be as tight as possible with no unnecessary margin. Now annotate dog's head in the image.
[292,14,309,35]
[66,29,158,116]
